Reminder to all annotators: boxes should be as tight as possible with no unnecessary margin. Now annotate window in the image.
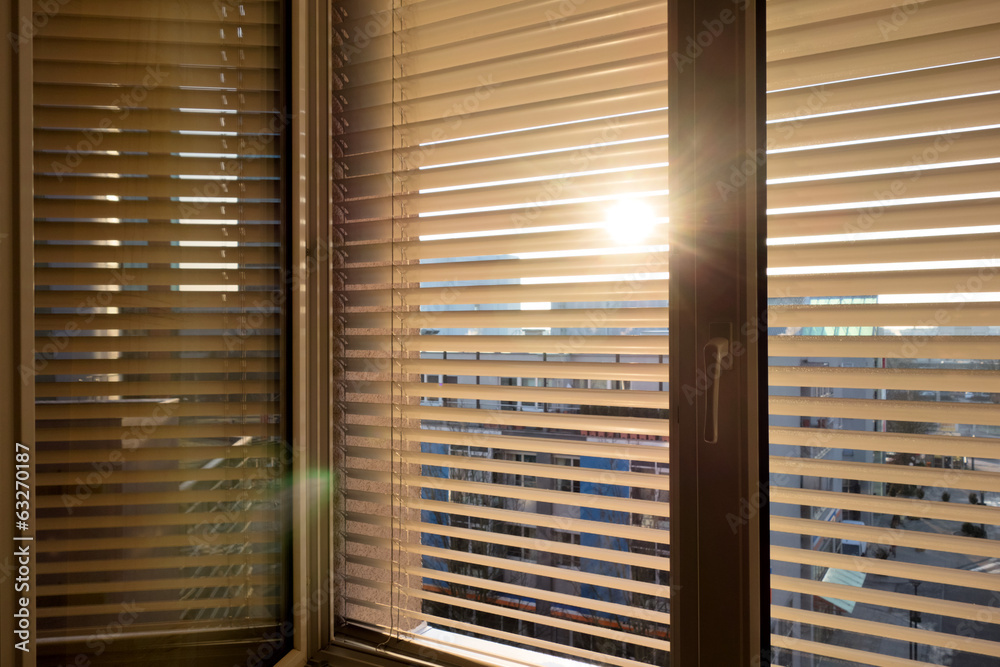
[5,1,999,667]
[333,1,673,665]
[554,456,581,494]
[4,1,292,664]
[765,2,1000,664]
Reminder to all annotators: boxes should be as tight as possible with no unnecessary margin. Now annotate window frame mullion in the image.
[668,0,768,664]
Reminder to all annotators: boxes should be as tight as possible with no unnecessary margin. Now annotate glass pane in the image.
[31,1,289,662]
[335,1,670,665]
[766,3,1000,664]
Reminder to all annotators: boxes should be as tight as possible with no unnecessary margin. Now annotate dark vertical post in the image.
[669,0,767,664]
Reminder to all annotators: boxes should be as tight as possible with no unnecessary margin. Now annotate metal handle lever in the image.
[703,336,730,444]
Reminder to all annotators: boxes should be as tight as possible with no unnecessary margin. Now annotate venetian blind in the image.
[334,1,670,665]
[31,0,289,662]
[766,0,1000,664]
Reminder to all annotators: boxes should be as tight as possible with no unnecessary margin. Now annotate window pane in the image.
[335,1,670,665]
[766,2,1000,664]
[31,1,289,662]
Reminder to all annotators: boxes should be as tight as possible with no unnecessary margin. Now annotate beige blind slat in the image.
[769,365,1000,392]
[771,574,1000,625]
[398,335,668,355]
[35,488,273,509]
[398,404,670,435]
[769,396,1000,427]
[37,510,278,531]
[34,38,278,68]
[344,280,669,309]
[34,334,278,354]
[36,200,280,223]
[771,503,1000,550]
[36,267,279,287]
[34,0,281,23]
[344,307,666,331]
[768,335,998,360]
[38,574,277,598]
[346,250,667,284]
[769,232,1000,271]
[346,532,671,600]
[771,546,1000,594]
[348,490,669,544]
[35,221,280,243]
[769,427,1000,459]
[36,357,278,376]
[768,199,1000,239]
[772,605,1000,660]
[37,597,283,619]
[34,60,279,89]
[346,425,669,459]
[345,469,668,516]
[770,455,1000,493]
[392,358,667,382]
[767,56,1000,119]
[767,23,1000,90]
[768,268,1000,299]
[771,634,926,667]
[37,552,276,575]
[414,588,669,653]
[767,302,1000,329]
[348,448,669,489]
[409,520,667,571]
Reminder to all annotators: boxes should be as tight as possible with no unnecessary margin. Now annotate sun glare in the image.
[603,198,659,245]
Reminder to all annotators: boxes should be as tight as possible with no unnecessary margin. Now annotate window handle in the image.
[703,336,730,444]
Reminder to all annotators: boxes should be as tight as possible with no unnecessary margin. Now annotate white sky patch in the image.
[176,174,238,180]
[177,284,239,291]
[176,196,239,203]
[178,108,237,114]
[177,152,239,159]
[178,130,238,136]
